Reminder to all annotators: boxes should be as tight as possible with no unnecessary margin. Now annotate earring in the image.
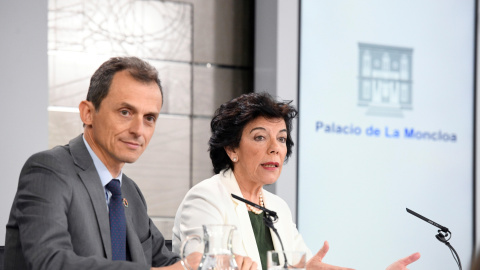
[233,157,237,162]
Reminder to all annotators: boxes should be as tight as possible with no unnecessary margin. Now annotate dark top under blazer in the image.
[4,134,179,270]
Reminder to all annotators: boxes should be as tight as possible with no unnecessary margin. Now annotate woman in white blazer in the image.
[173,93,420,270]
[173,169,311,270]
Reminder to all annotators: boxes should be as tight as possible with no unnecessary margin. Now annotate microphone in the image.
[231,193,288,268]
[406,208,449,233]
[231,194,278,221]
[406,208,462,270]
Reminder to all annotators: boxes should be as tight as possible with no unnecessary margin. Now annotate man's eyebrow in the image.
[120,102,159,115]
[120,102,135,110]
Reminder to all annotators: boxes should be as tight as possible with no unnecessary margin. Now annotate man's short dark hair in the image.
[86,56,163,110]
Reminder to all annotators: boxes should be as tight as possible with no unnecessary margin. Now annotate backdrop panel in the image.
[298,1,475,269]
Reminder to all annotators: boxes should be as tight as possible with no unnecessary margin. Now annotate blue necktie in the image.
[106,179,126,260]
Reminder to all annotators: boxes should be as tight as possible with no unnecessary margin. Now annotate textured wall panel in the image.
[153,61,192,115]
[192,117,213,186]
[48,110,83,149]
[192,0,254,66]
[49,0,192,61]
[193,65,252,116]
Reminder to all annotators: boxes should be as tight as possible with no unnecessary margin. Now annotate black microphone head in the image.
[436,234,446,243]
[265,212,278,222]
[263,214,280,231]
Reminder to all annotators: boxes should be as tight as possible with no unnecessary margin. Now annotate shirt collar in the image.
[82,135,123,187]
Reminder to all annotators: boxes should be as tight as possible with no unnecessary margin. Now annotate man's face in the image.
[84,70,162,171]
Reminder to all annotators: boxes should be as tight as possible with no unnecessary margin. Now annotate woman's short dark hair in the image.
[209,92,298,174]
[86,56,162,110]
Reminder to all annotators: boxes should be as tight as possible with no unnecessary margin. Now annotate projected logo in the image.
[358,43,413,117]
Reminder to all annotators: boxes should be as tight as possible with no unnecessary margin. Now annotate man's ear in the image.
[79,100,95,126]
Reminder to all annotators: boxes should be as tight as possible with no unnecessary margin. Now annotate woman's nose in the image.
[269,139,280,154]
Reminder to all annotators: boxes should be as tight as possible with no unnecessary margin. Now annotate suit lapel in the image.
[70,135,112,259]
[122,178,146,263]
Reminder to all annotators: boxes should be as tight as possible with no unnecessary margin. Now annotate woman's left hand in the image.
[385,252,420,270]
[307,241,355,270]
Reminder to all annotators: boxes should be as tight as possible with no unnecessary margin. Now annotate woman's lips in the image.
[261,162,279,170]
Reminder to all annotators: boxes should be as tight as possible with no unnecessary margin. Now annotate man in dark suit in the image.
[4,56,188,270]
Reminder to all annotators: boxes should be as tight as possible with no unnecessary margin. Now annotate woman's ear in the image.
[79,100,95,126]
[224,146,238,162]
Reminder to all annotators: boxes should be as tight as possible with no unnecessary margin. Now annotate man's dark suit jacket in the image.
[4,135,179,270]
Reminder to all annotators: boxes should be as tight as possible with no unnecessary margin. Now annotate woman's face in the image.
[227,116,288,187]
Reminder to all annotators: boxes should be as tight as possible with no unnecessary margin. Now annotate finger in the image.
[397,252,421,266]
[235,254,244,269]
[239,256,254,270]
[321,262,355,270]
[241,257,257,270]
[313,240,330,261]
[185,252,202,270]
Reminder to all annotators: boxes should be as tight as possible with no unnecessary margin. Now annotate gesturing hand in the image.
[385,252,421,270]
[306,241,355,270]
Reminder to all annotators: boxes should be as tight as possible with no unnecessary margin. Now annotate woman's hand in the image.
[234,254,258,270]
[154,252,203,270]
[307,241,355,270]
[385,252,420,270]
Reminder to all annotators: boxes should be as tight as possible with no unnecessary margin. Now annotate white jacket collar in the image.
[219,169,262,264]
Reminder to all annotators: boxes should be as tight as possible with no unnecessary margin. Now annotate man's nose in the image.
[129,116,144,136]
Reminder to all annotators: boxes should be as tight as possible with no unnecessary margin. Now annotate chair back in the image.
[0,245,4,270]
[165,240,172,251]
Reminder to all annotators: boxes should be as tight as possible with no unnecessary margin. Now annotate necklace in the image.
[246,191,264,215]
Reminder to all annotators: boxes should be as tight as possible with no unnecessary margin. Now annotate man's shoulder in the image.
[26,144,71,165]
[23,135,86,173]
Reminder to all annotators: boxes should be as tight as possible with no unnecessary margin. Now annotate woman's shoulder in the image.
[190,173,223,191]
[184,173,230,201]
[190,170,237,191]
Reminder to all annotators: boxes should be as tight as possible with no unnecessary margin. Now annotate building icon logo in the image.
[358,43,413,117]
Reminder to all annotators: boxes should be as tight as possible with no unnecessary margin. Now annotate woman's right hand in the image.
[152,252,203,270]
[307,241,355,270]
[234,254,258,270]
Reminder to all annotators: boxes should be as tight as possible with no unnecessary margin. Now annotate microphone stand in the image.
[231,194,289,268]
[406,208,462,270]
